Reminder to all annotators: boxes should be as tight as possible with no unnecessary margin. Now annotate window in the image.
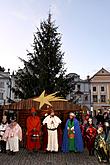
[0,93,3,99]
[0,82,4,88]
[101,95,106,102]
[77,84,80,90]
[93,86,96,92]
[101,86,104,92]
[93,95,98,102]
[85,95,88,101]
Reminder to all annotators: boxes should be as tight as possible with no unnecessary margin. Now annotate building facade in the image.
[90,68,110,114]
[67,73,91,110]
[0,70,15,105]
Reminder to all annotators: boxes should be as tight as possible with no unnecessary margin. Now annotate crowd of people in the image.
[0,107,110,163]
[80,110,110,163]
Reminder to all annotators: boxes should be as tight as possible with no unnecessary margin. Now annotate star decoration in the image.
[33,90,67,109]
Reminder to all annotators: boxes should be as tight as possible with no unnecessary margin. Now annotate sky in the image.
[0,0,110,79]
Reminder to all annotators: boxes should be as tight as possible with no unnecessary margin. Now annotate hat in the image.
[45,113,48,117]
[31,107,36,113]
[10,116,17,122]
[69,112,75,117]
[88,118,92,122]
[2,115,7,123]
[97,127,103,134]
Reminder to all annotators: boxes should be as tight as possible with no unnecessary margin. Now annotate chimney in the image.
[8,68,10,73]
[87,75,90,80]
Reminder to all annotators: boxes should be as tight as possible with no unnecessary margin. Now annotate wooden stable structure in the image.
[0,98,88,147]
[0,98,86,128]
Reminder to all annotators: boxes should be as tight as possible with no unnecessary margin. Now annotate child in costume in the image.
[86,118,97,155]
[3,116,22,155]
[106,131,110,160]
[94,127,109,163]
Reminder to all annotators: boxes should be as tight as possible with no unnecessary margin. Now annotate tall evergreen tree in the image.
[14,13,72,99]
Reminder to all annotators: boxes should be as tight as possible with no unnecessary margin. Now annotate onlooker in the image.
[96,110,104,125]
[103,111,110,141]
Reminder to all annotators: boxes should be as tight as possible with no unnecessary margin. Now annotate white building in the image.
[0,70,15,105]
[67,73,91,110]
[90,68,110,115]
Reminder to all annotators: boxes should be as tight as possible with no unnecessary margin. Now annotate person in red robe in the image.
[26,107,41,152]
[86,118,97,155]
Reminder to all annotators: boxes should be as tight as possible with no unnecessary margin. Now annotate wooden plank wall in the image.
[0,100,87,148]
[0,99,84,129]
[2,99,81,111]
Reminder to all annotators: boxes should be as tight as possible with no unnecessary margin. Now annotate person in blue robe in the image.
[62,112,84,153]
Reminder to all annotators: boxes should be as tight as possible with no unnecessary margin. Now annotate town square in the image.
[0,148,108,165]
[0,0,110,165]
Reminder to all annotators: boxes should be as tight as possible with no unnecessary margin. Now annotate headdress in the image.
[31,107,36,113]
[69,112,75,117]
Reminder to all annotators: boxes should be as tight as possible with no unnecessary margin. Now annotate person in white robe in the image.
[43,109,61,152]
[3,117,22,155]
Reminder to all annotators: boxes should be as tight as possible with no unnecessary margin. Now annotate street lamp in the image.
[8,77,12,102]
[90,106,93,117]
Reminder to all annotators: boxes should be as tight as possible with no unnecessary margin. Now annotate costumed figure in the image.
[94,127,109,163]
[85,118,97,155]
[0,115,8,153]
[62,112,84,153]
[3,116,22,155]
[26,107,41,152]
[82,114,90,147]
[42,109,62,152]
[106,129,110,160]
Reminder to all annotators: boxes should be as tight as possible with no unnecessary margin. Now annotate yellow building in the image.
[90,68,110,114]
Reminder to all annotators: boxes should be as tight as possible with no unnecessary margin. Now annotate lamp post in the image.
[9,77,12,102]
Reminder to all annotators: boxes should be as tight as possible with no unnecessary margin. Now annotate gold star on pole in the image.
[33,90,67,109]
[33,90,52,109]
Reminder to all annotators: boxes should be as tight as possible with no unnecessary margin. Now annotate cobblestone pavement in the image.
[0,149,109,165]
